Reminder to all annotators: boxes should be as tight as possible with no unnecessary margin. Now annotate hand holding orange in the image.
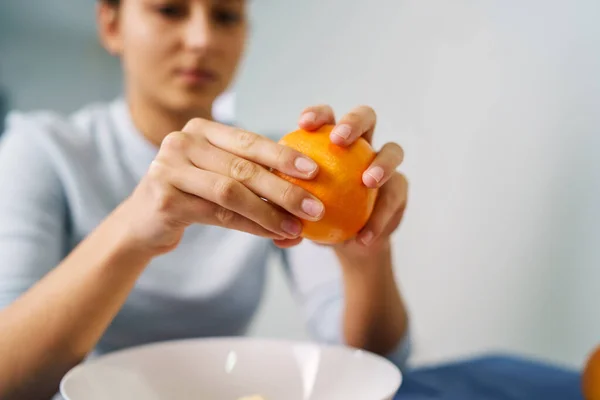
[274,124,378,244]
[273,104,408,249]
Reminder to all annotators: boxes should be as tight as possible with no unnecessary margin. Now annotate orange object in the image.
[275,124,378,244]
[583,345,600,400]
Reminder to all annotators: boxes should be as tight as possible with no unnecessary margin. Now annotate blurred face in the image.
[98,0,247,116]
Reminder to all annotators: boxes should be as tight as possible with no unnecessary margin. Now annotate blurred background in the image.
[1,0,600,370]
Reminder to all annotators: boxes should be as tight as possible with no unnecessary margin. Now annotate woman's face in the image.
[99,0,247,116]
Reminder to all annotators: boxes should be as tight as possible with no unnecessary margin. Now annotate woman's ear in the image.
[96,2,122,56]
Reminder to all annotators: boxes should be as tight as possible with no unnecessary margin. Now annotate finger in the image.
[153,159,304,239]
[185,119,319,180]
[357,173,408,246]
[380,203,406,238]
[272,237,304,249]
[330,105,377,146]
[298,105,336,131]
[185,194,285,240]
[145,160,285,240]
[209,206,286,240]
[362,142,405,188]
[188,144,325,221]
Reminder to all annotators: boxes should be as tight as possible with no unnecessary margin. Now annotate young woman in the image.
[0,0,410,398]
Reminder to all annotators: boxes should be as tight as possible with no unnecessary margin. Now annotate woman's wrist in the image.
[95,200,162,266]
[334,238,393,276]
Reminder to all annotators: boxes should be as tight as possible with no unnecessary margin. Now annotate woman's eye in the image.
[156,4,186,19]
[213,10,242,26]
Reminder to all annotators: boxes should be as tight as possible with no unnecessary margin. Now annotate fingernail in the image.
[360,230,374,245]
[294,157,318,174]
[365,166,384,183]
[300,112,317,125]
[281,219,302,236]
[332,124,352,140]
[301,198,324,219]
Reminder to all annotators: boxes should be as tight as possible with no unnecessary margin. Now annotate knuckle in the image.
[183,117,206,132]
[236,130,258,151]
[343,106,376,126]
[280,182,302,206]
[386,142,405,164]
[398,174,409,195]
[214,179,239,204]
[385,141,404,154]
[389,171,408,191]
[386,176,407,206]
[161,131,188,153]
[230,158,258,183]
[215,206,236,226]
[358,104,377,119]
[344,111,362,124]
[363,104,377,116]
[323,104,334,113]
[147,160,170,183]
[398,172,409,187]
[276,145,298,171]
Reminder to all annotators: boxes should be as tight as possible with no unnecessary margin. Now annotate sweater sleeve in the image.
[0,112,68,309]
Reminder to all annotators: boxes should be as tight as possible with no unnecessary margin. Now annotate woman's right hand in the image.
[121,118,325,255]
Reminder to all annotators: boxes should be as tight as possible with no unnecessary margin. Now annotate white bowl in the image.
[60,337,401,400]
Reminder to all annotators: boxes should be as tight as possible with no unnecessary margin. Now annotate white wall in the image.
[238,0,600,368]
[0,32,122,114]
[0,0,122,114]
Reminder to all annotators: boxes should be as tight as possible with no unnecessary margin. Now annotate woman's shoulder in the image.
[1,100,122,164]
[4,100,115,143]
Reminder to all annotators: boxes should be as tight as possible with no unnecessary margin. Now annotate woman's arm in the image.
[0,203,153,400]
[335,241,409,357]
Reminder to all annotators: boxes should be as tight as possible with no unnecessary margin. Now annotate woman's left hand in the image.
[275,104,408,253]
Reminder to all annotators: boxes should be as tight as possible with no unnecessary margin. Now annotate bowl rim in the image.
[60,336,402,399]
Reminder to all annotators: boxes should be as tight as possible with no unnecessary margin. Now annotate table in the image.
[395,354,584,399]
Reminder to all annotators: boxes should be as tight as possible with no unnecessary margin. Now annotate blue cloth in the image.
[395,354,584,400]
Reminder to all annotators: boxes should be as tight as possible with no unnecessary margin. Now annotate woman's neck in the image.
[127,91,213,148]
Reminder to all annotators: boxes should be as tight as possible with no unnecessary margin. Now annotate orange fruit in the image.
[275,124,378,244]
[583,345,600,400]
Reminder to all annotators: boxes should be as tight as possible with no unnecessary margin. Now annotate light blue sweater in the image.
[0,98,410,367]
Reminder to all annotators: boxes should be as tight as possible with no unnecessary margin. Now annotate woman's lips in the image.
[176,68,218,86]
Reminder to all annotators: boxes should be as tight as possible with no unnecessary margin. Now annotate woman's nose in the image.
[184,10,215,52]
